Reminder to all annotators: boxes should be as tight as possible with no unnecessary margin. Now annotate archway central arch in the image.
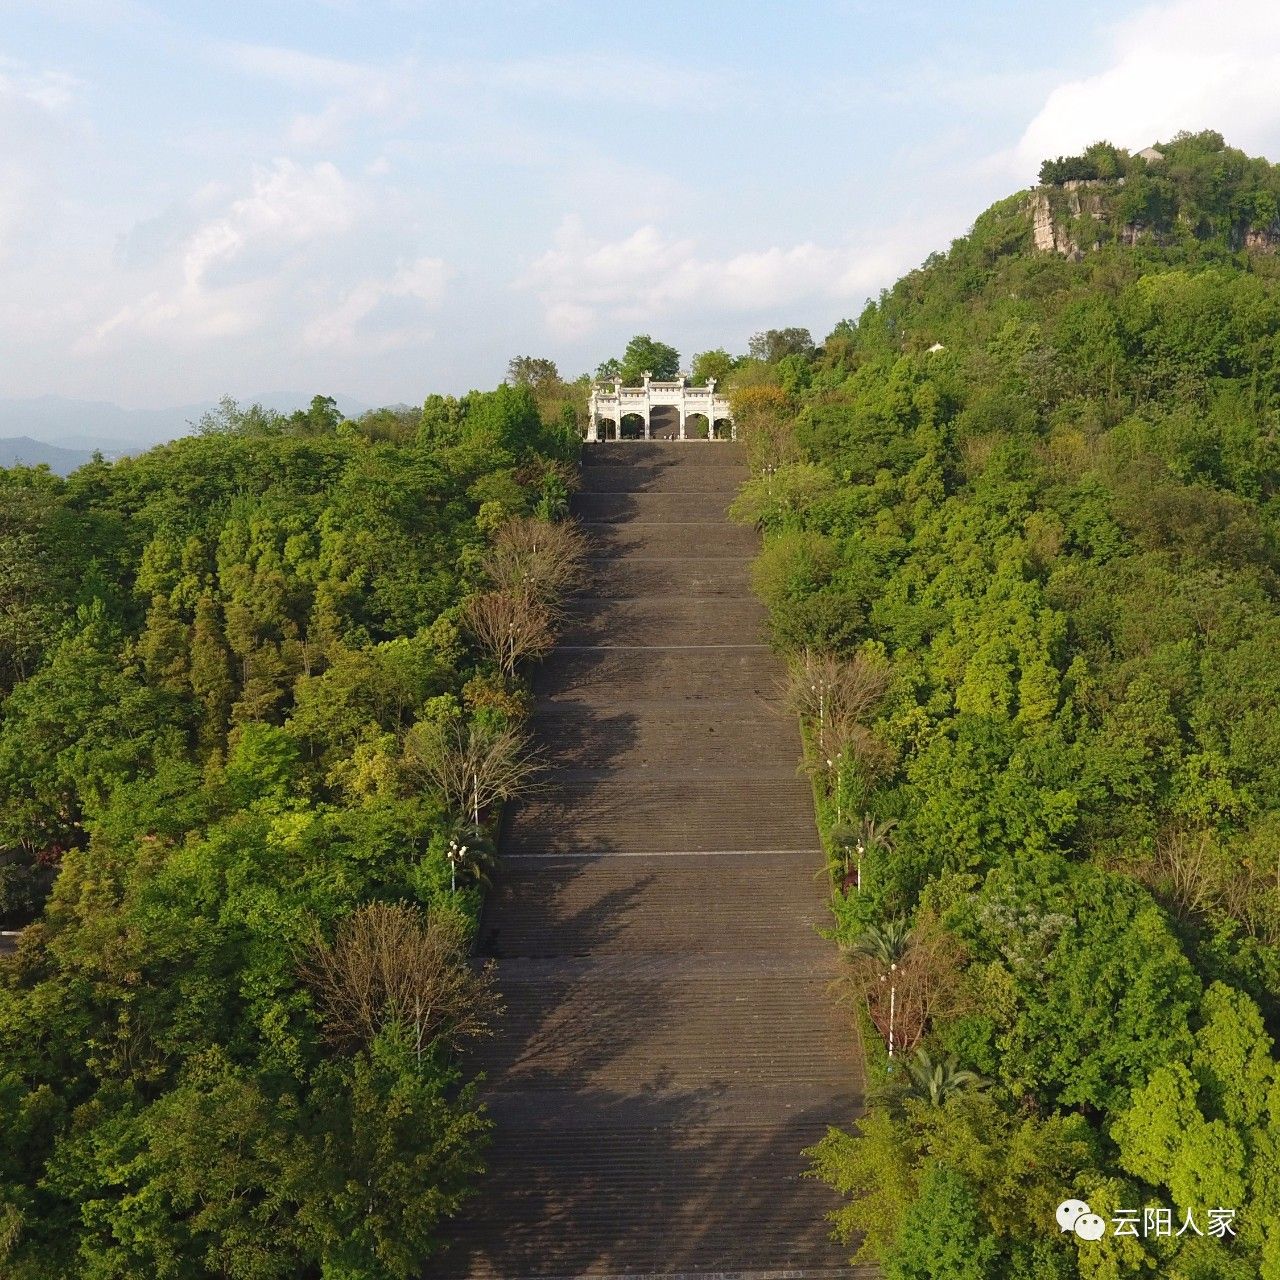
[586,372,735,442]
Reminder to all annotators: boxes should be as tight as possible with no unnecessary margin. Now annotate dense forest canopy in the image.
[0,385,580,1277]
[722,133,1280,1278]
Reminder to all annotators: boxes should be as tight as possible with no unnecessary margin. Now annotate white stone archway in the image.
[586,372,734,442]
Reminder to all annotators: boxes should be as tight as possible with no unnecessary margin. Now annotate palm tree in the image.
[849,917,912,969]
[830,814,898,894]
[444,820,496,893]
[849,918,912,1058]
[901,1048,989,1106]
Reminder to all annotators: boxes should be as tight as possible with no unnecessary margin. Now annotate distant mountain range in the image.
[0,392,374,474]
[0,436,101,474]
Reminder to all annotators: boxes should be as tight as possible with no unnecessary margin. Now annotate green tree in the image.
[290,394,344,435]
[691,348,736,386]
[506,356,559,388]
[189,591,234,745]
[949,858,1201,1111]
[806,1108,917,1264]
[887,1165,1001,1280]
[748,326,815,363]
[615,334,680,383]
[1112,983,1280,1260]
[0,370,573,1277]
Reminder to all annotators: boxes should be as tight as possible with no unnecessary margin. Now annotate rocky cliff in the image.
[1030,177,1280,258]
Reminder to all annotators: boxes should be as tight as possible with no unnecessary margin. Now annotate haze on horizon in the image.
[4,0,1280,411]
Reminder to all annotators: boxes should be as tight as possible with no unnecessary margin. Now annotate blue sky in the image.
[3,0,1279,408]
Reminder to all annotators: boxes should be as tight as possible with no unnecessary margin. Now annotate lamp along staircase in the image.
[440,441,870,1278]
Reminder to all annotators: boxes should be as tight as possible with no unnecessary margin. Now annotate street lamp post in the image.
[447,838,468,893]
[888,962,898,1058]
[881,962,899,1060]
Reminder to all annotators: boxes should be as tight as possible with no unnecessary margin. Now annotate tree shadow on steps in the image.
[434,1083,866,1276]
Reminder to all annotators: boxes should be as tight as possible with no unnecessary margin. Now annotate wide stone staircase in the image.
[439,442,867,1278]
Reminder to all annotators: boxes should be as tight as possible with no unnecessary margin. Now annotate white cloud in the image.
[223,44,378,92]
[303,255,450,349]
[465,53,731,110]
[1015,0,1280,169]
[221,41,728,153]
[182,158,360,289]
[0,57,84,263]
[518,217,916,340]
[87,159,366,347]
[0,58,79,113]
[221,43,417,148]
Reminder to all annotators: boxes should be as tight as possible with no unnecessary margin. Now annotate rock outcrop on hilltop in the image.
[1028,132,1280,259]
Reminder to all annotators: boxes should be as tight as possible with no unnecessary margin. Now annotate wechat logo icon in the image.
[1057,1199,1106,1241]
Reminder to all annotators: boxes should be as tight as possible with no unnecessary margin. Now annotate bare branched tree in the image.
[822,715,896,779]
[1150,826,1216,918]
[1125,824,1280,949]
[462,586,555,677]
[301,902,499,1060]
[406,716,541,826]
[784,651,892,794]
[515,458,581,497]
[482,516,588,610]
[839,914,970,1057]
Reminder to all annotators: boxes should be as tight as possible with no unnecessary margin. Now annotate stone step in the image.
[530,704,799,772]
[574,491,740,523]
[560,597,768,647]
[483,1083,860,1131]
[585,440,747,468]
[582,556,753,599]
[476,953,854,1090]
[583,520,761,557]
[535,646,781,706]
[579,462,745,495]
[439,1107,859,1277]
[504,777,818,855]
[479,850,831,959]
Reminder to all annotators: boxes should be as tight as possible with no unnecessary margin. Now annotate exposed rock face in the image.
[1033,180,1280,258]
[1031,190,1067,254]
[1061,178,1122,193]
[1029,179,1118,258]
[1244,226,1280,253]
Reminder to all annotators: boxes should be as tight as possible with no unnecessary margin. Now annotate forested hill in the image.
[0,385,583,1277]
[727,132,1280,1277]
[7,125,1280,1280]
